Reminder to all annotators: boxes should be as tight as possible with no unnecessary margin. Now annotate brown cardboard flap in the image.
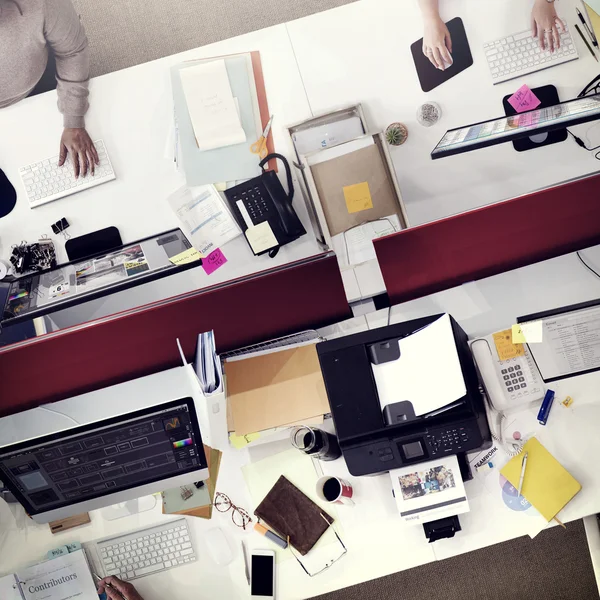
[310,140,401,237]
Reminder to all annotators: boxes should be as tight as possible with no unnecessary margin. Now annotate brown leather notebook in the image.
[254,475,333,555]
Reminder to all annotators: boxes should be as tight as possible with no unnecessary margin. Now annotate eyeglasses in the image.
[578,74,600,98]
[213,492,253,530]
[288,513,347,577]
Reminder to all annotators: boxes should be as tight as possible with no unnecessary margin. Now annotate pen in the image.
[517,451,528,497]
[577,7,598,48]
[241,541,250,586]
[575,23,599,62]
[93,573,126,600]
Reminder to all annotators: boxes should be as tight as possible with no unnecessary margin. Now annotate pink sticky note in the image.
[202,248,227,275]
[508,84,541,113]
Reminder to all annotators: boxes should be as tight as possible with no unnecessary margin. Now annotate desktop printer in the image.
[316,313,492,476]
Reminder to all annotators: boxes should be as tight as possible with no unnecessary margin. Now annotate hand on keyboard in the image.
[98,576,145,600]
[59,128,100,178]
[531,0,565,52]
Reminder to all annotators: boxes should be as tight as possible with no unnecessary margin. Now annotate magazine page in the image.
[390,455,469,525]
[16,550,97,600]
[0,575,23,600]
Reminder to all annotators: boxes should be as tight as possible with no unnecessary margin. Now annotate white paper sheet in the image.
[390,455,469,525]
[0,576,21,600]
[371,314,466,417]
[179,60,246,151]
[336,215,400,267]
[292,116,364,155]
[167,185,240,257]
[245,221,278,254]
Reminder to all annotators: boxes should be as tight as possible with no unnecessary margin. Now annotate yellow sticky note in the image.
[493,329,524,361]
[562,396,573,408]
[229,432,261,449]
[169,247,203,265]
[512,321,543,344]
[343,181,373,214]
[245,221,278,254]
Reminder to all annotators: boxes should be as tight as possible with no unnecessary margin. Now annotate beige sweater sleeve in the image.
[44,0,90,128]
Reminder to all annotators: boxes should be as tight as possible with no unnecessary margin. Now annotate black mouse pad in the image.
[411,17,473,93]
[0,168,16,218]
[502,84,567,152]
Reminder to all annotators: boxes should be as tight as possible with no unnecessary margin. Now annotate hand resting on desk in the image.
[59,128,99,178]
[98,576,145,600]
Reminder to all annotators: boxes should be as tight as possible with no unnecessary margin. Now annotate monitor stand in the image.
[502,84,567,152]
[101,495,157,521]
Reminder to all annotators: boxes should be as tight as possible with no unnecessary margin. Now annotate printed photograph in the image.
[399,465,456,501]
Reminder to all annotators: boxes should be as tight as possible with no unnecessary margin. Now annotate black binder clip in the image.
[51,217,70,240]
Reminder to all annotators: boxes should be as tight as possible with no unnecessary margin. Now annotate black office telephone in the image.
[224,153,306,258]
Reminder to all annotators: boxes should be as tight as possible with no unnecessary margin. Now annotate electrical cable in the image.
[577,250,600,279]
[567,128,600,160]
[36,406,80,425]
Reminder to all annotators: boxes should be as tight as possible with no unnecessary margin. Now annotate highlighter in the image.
[254,522,288,549]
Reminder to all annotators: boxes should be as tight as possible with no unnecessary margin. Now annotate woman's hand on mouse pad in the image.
[422,14,453,70]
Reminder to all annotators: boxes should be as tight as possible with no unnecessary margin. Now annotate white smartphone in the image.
[250,549,276,599]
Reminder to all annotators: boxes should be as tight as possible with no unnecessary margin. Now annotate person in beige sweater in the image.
[0,0,98,177]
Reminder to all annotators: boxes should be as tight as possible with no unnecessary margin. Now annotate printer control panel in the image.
[425,425,473,457]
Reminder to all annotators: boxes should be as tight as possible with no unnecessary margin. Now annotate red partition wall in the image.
[0,254,351,417]
[375,172,600,305]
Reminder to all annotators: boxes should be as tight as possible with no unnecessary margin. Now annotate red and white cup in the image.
[316,476,354,506]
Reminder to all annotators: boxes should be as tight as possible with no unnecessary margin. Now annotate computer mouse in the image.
[0,167,17,218]
[204,527,234,566]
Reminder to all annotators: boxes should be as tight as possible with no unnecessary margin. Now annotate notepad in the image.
[500,438,581,521]
[179,59,246,152]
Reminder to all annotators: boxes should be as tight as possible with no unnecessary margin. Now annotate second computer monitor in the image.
[0,398,208,523]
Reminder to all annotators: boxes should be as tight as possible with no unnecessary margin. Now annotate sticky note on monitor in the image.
[512,321,543,344]
[493,329,525,361]
[169,247,203,265]
[246,221,278,254]
[343,181,374,214]
[508,84,541,113]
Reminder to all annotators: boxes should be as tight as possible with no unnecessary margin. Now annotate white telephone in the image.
[470,334,545,455]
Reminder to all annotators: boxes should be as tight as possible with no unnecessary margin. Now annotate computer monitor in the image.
[2,228,196,326]
[518,299,600,383]
[0,398,208,523]
[431,94,600,159]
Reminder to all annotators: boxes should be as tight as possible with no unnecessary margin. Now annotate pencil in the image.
[575,23,598,62]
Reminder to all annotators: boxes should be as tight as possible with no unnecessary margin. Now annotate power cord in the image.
[567,129,600,160]
[36,406,80,425]
[577,250,600,279]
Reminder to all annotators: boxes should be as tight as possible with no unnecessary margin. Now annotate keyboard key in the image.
[180,548,194,556]
[134,564,165,577]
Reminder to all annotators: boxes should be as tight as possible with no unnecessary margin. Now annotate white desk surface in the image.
[0,24,336,326]
[287,0,600,227]
[3,245,600,598]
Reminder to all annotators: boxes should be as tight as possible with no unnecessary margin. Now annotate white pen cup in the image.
[316,476,354,506]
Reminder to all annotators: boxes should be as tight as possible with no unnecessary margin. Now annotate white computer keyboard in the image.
[19,139,116,209]
[484,23,579,84]
[92,518,197,581]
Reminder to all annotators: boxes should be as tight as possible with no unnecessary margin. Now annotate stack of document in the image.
[167,185,241,258]
[224,343,330,449]
[171,52,273,186]
[194,331,222,395]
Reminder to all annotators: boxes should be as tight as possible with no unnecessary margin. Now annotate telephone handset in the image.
[225,153,306,258]
[470,334,545,455]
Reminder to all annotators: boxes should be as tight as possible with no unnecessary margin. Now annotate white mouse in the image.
[204,527,234,566]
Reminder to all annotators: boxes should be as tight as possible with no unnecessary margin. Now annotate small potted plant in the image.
[385,122,408,146]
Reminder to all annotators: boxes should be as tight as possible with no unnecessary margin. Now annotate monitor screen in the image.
[432,94,600,159]
[518,300,600,382]
[0,399,207,516]
[2,229,193,325]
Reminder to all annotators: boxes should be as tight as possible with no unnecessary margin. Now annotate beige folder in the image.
[225,344,330,436]
[309,136,402,237]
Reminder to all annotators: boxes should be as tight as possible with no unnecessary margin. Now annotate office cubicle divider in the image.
[375,172,600,305]
[0,253,351,418]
